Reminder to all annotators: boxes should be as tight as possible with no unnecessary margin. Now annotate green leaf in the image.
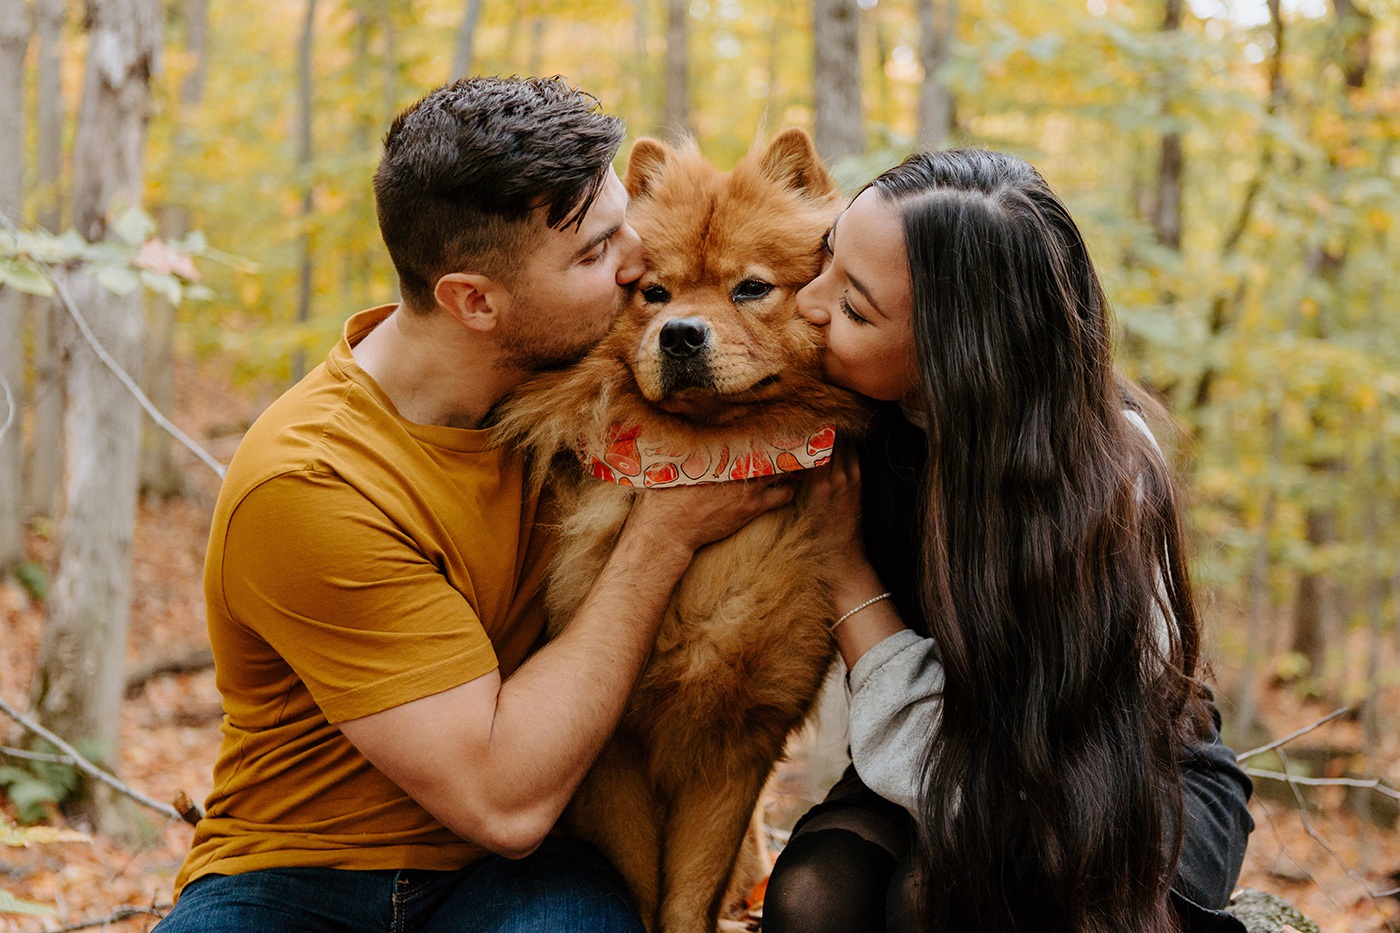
[0,261,55,297]
[0,888,57,917]
[94,264,141,296]
[140,269,184,306]
[13,561,47,602]
[110,207,155,246]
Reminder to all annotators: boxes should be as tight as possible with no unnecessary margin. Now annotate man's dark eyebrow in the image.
[830,211,889,321]
[572,221,622,261]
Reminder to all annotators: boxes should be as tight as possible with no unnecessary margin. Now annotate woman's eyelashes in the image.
[839,295,869,325]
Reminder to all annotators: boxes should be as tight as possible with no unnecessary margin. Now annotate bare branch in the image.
[1245,767,1400,801]
[1,744,71,764]
[0,373,13,450]
[41,904,168,932]
[1235,706,1352,763]
[1276,748,1399,933]
[0,694,184,822]
[0,210,227,480]
[125,646,215,697]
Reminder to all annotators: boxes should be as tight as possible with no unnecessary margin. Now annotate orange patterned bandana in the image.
[579,424,836,488]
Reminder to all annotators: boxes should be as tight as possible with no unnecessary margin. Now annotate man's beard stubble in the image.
[495,289,627,375]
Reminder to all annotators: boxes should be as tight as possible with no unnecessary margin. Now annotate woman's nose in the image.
[796,279,830,326]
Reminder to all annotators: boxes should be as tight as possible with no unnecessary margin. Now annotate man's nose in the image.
[615,223,646,286]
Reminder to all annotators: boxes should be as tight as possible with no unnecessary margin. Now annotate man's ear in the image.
[434,272,506,333]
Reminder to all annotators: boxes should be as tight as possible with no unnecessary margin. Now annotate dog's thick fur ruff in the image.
[495,129,867,933]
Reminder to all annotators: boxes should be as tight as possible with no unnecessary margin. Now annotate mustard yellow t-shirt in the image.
[175,306,555,896]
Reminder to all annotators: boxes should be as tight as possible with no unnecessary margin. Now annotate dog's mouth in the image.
[644,368,790,424]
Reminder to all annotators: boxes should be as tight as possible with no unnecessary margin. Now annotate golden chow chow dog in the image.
[495,128,866,932]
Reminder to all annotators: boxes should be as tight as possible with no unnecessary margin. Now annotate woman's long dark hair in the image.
[870,150,1209,932]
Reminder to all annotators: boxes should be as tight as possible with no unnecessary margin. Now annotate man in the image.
[156,77,792,932]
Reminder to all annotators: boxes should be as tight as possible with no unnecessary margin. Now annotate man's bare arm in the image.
[338,478,793,857]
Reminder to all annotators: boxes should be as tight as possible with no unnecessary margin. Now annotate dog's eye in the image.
[732,280,774,303]
[642,285,671,304]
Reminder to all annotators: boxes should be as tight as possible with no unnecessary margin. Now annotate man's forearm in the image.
[480,520,693,830]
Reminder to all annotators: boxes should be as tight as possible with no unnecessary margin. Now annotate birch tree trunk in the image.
[31,0,160,831]
[451,0,483,81]
[0,0,30,577]
[663,0,690,138]
[917,0,956,151]
[139,0,205,499]
[813,0,863,163]
[292,0,316,383]
[24,0,64,521]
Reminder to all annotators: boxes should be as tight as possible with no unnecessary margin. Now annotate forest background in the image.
[0,0,1398,929]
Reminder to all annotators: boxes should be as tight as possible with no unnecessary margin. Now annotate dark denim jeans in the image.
[153,837,646,933]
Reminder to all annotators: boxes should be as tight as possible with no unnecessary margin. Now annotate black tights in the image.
[763,803,922,933]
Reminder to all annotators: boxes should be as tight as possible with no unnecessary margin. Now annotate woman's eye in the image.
[642,284,671,303]
[821,229,834,256]
[732,280,774,302]
[839,296,868,325]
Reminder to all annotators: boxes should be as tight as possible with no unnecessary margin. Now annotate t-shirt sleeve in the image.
[216,470,499,723]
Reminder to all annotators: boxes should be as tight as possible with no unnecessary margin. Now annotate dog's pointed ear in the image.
[626,138,670,199]
[758,128,838,199]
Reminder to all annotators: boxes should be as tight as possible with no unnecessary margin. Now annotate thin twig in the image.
[41,904,168,933]
[0,211,227,480]
[1277,747,1399,933]
[1245,767,1400,800]
[1236,706,1351,763]
[0,373,14,451]
[1251,796,1341,916]
[0,695,183,823]
[0,744,71,764]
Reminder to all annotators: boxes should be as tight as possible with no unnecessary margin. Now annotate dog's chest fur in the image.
[544,478,836,767]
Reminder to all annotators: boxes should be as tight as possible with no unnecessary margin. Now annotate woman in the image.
[767,150,1253,933]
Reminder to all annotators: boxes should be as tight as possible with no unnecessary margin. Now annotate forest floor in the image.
[1,358,1398,933]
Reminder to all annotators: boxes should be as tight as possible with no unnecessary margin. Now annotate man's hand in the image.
[626,475,796,557]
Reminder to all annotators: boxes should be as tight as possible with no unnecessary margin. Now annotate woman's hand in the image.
[801,441,878,600]
[802,440,909,665]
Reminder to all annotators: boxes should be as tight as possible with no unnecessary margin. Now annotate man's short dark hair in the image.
[373,76,626,310]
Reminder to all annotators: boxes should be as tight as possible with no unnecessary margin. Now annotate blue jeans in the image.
[153,837,646,932]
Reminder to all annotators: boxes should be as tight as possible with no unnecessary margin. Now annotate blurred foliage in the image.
[0,818,89,916]
[20,0,1400,666]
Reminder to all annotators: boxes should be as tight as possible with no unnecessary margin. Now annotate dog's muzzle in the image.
[658,317,715,393]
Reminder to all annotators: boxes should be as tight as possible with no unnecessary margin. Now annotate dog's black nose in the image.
[659,318,710,359]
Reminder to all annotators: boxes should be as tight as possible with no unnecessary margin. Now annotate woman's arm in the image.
[804,442,941,813]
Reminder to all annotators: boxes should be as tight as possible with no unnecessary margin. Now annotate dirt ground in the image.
[2,358,1398,932]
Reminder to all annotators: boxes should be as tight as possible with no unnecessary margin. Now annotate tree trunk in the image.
[24,0,64,522]
[139,0,205,500]
[663,0,690,138]
[381,0,397,120]
[292,0,316,384]
[1152,0,1183,251]
[451,0,483,81]
[525,17,544,82]
[1288,0,1371,700]
[32,0,160,833]
[813,0,863,162]
[917,0,956,150]
[0,0,29,577]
